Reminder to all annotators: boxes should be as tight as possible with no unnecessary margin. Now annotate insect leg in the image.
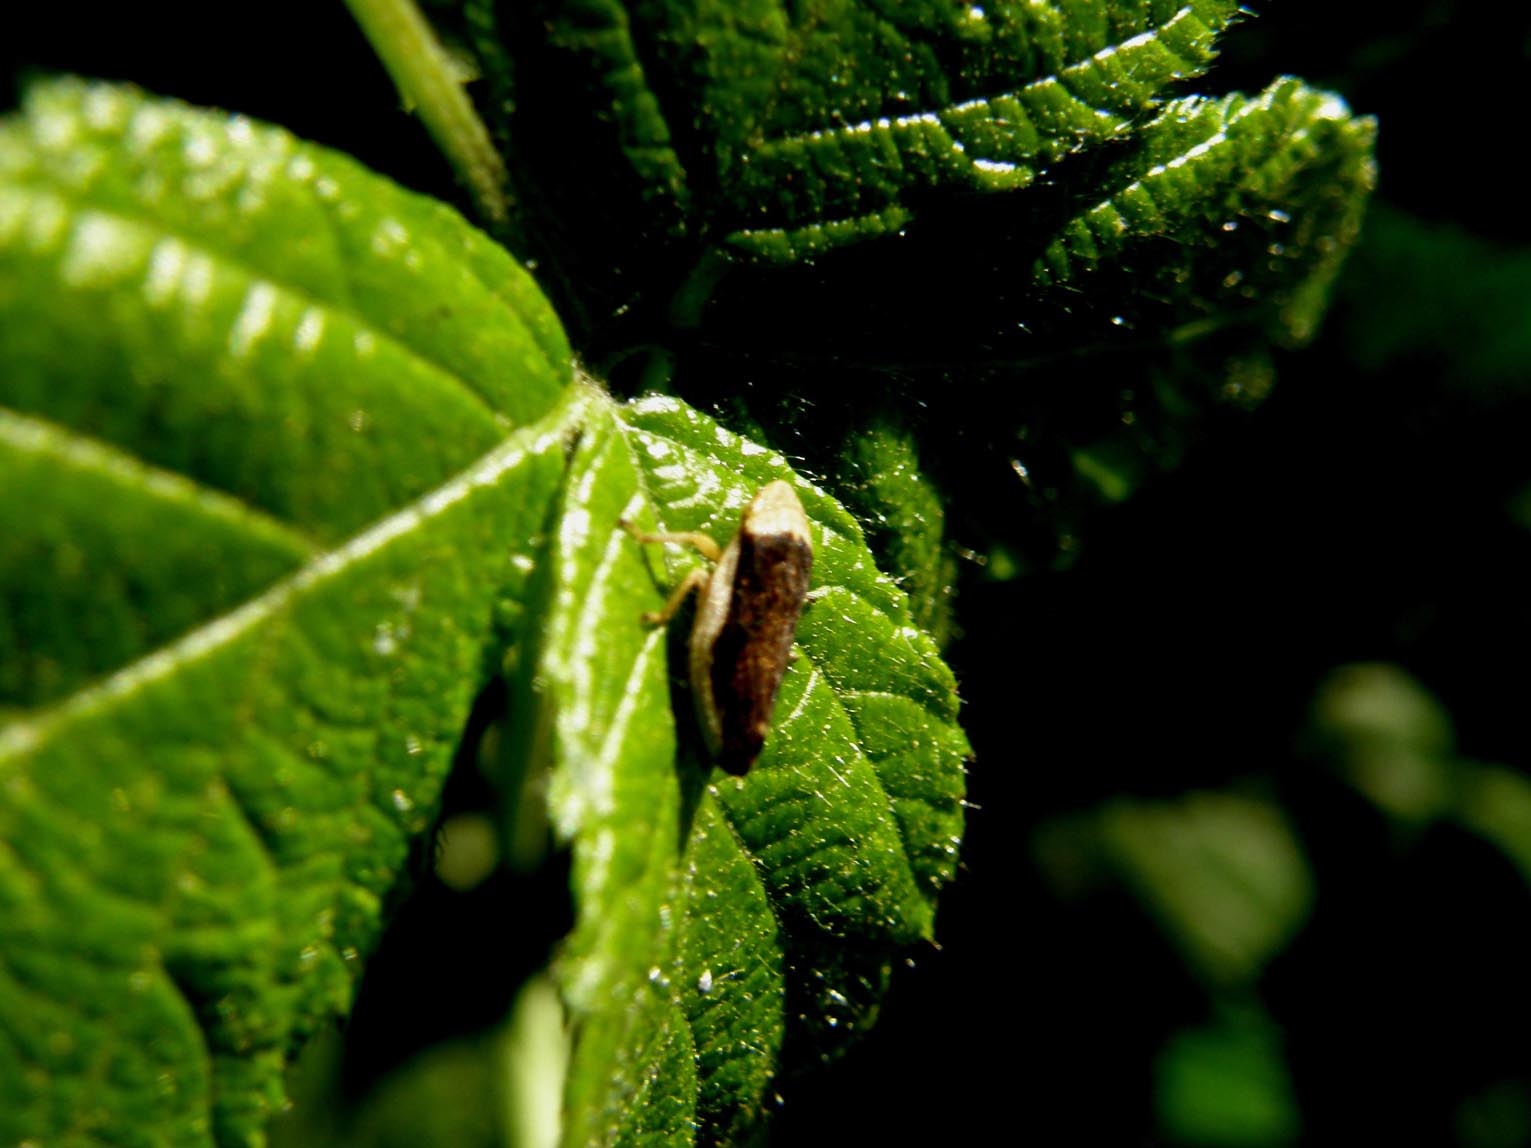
[642,568,711,626]
[620,519,723,563]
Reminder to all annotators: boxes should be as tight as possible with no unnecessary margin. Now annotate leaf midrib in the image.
[0,406,322,555]
[0,398,583,760]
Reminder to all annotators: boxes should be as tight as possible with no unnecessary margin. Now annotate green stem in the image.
[345,0,509,223]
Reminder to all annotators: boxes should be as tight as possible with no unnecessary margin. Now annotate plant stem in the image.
[345,0,509,223]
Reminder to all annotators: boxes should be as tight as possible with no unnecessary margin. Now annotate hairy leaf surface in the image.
[0,78,571,708]
[519,393,968,1145]
[0,78,577,1148]
[479,1,1239,273]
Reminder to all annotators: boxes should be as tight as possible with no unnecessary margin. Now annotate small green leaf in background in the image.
[0,77,578,1148]
[1035,791,1313,987]
[1307,662,1458,826]
[1309,664,1531,891]
[1339,206,1531,400]
[1156,1006,1300,1147]
[1457,1078,1531,1148]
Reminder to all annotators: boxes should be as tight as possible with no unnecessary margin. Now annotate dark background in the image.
[10,3,1531,1144]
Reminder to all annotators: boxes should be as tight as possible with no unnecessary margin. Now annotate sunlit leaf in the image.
[0,78,576,1148]
[519,392,969,1144]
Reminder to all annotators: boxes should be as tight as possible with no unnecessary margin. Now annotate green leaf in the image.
[0,78,578,1148]
[620,396,968,903]
[466,1,1371,361]
[1,74,972,1148]
[1035,791,1313,986]
[1031,76,1378,345]
[506,395,686,1147]
[480,0,1240,264]
[0,399,580,1148]
[710,0,1244,261]
[1307,663,1458,825]
[1156,1006,1300,1147]
[457,1,1374,589]
[1339,206,1531,399]
[1457,1079,1531,1148]
[1309,664,1531,892]
[0,77,571,707]
[836,419,957,645]
[516,391,968,1145]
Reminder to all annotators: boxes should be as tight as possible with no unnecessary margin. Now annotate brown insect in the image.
[624,480,814,774]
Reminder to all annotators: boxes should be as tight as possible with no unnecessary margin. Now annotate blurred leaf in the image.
[1310,663,1531,893]
[1308,663,1458,824]
[1156,1006,1299,1147]
[0,78,577,1148]
[1340,206,1531,398]
[503,976,571,1148]
[1459,768,1531,891]
[1457,1079,1531,1148]
[434,811,501,892]
[342,1036,505,1148]
[1035,791,1313,986]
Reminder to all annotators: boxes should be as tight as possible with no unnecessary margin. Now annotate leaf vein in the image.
[8,182,508,427]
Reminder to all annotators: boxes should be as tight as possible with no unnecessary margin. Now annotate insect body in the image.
[626,481,814,775]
